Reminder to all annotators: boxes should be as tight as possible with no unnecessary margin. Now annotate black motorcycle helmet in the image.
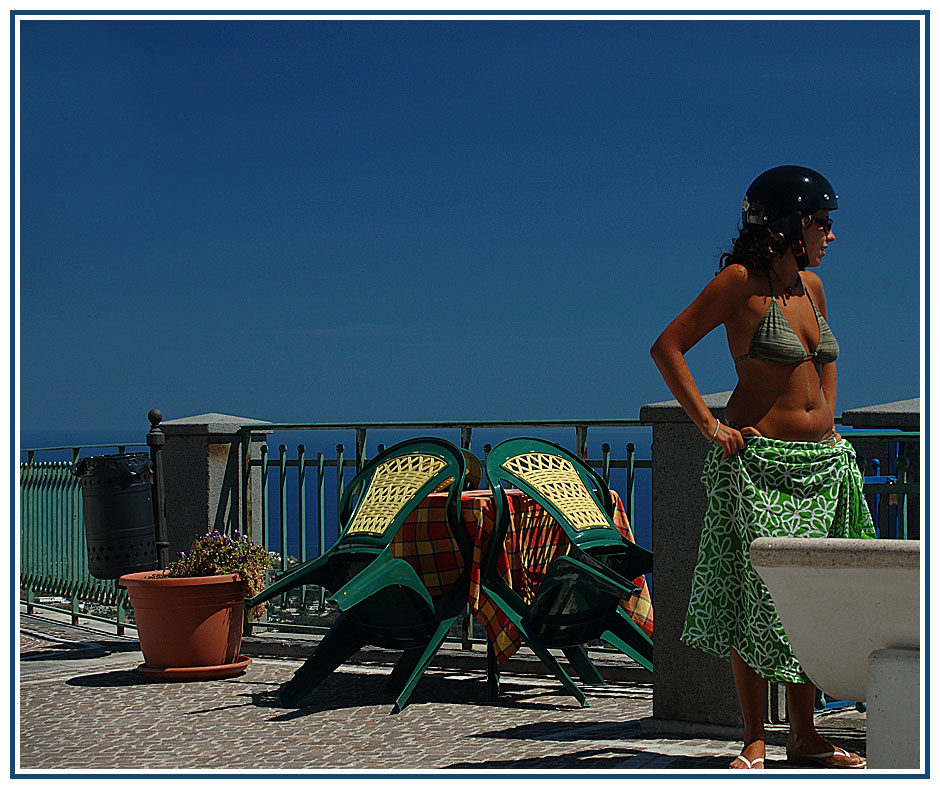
[742,165,838,268]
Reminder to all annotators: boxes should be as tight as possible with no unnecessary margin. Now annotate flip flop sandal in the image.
[730,755,765,769]
[787,747,866,769]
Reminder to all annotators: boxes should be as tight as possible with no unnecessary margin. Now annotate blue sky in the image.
[17,14,923,441]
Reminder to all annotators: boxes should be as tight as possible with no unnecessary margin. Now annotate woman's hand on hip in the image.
[710,422,762,459]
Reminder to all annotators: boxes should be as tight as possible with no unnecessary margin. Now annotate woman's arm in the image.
[650,265,753,456]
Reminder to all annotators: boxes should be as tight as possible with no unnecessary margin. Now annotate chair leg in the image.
[390,617,457,715]
[519,632,587,707]
[562,645,606,686]
[600,610,653,672]
[279,615,367,707]
[486,639,501,702]
[384,647,425,695]
[482,584,586,705]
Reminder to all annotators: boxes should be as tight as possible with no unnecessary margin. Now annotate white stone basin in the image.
[749,538,920,701]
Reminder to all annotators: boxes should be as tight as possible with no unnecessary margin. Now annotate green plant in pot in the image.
[120,531,272,681]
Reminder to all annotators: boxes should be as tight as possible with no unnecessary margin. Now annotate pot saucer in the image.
[137,655,252,681]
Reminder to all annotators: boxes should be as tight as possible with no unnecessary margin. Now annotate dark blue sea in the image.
[20,426,654,558]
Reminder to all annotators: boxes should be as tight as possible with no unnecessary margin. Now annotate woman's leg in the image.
[730,648,767,769]
[785,682,866,767]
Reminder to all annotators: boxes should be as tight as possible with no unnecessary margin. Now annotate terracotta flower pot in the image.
[119,571,251,681]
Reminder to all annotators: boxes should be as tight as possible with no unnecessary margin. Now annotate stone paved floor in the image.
[17,612,867,774]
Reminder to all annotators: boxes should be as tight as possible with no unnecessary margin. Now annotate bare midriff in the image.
[726,358,834,442]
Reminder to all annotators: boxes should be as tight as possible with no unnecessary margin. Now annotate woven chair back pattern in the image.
[500,452,611,532]
[345,453,450,536]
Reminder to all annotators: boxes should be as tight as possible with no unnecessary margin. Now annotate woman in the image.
[650,165,874,770]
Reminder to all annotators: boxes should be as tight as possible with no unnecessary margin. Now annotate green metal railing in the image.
[239,419,651,558]
[19,443,144,632]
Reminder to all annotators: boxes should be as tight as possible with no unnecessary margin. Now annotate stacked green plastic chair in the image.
[482,437,653,707]
[247,437,468,713]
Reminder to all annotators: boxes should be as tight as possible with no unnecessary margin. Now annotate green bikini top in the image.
[734,272,840,366]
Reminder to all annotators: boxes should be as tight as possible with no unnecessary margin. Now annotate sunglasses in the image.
[811,215,833,233]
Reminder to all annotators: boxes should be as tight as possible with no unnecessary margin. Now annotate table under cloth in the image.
[390,487,653,664]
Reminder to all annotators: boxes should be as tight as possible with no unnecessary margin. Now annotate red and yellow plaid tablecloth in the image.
[391,488,653,664]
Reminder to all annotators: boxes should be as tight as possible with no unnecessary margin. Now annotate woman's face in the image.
[802,210,835,267]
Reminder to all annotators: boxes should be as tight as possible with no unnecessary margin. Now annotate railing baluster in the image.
[626,442,636,528]
[575,425,588,461]
[317,452,325,611]
[335,443,345,514]
[279,445,288,572]
[297,444,307,607]
[297,444,307,565]
[482,444,492,489]
[897,454,910,540]
[40,464,53,597]
[355,429,367,472]
[260,443,269,553]
[240,429,250,546]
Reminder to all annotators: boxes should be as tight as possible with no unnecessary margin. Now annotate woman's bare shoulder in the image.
[800,268,827,299]
[801,268,824,287]
[708,263,756,295]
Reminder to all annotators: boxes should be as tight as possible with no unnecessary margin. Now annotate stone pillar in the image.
[639,391,742,726]
[867,648,921,769]
[158,413,272,557]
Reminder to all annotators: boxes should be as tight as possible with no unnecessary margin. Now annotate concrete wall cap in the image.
[841,398,920,430]
[160,413,273,436]
[750,537,920,570]
[639,391,732,422]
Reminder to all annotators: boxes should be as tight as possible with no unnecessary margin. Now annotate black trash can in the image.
[70,453,157,579]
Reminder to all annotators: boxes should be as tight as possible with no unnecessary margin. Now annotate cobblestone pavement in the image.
[18,612,867,774]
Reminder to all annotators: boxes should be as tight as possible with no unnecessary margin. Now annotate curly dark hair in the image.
[718,216,816,272]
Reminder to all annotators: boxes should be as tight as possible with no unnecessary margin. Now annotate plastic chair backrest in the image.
[337,437,469,558]
[485,437,621,551]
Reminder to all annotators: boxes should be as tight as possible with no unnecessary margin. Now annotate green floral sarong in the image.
[680,437,876,683]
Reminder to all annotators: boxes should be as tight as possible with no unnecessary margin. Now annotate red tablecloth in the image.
[391,488,653,664]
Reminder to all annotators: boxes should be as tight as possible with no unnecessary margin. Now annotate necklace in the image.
[771,267,801,297]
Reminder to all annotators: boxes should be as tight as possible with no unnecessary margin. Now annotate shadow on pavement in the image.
[66,668,155,687]
[21,644,109,661]
[473,719,646,742]
[21,635,141,663]
[444,748,741,770]
[243,668,594,719]
[446,746,656,770]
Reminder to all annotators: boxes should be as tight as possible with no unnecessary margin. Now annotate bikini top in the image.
[734,272,840,365]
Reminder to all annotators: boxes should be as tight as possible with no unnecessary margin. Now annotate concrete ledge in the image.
[751,538,920,702]
[161,412,273,436]
[750,537,920,570]
[841,398,920,430]
[639,391,733,422]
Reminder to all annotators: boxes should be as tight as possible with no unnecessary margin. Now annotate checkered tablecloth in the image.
[391,488,653,664]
